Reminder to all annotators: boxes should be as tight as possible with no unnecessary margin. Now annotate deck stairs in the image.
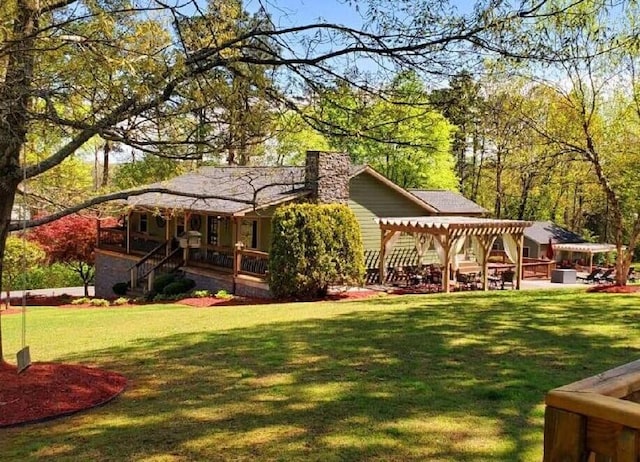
[128,241,184,295]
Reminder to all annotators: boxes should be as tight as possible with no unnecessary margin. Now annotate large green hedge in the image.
[269,203,365,299]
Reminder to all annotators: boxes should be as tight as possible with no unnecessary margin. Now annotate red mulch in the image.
[587,284,640,293]
[0,361,126,428]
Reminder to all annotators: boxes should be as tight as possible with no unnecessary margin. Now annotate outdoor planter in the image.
[543,358,640,461]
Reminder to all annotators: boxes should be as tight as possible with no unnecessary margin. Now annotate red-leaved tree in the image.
[28,215,99,297]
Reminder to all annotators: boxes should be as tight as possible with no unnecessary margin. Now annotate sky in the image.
[245,0,475,26]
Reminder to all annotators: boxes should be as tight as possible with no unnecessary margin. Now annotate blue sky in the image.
[246,0,474,27]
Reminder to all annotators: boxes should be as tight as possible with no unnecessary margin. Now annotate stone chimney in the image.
[305,151,351,204]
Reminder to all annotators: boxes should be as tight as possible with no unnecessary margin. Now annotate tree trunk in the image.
[102,140,111,188]
[0,0,39,362]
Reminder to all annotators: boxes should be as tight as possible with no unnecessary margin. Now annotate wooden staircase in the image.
[129,241,184,295]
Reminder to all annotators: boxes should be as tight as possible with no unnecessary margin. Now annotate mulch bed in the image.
[1,290,384,312]
[587,284,640,293]
[0,362,127,428]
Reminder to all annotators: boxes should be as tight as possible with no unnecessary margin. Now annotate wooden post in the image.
[616,427,637,462]
[433,234,452,293]
[379,229,387,284]
[233,217,241,278]
[96,218,101,248]
[126,211,131,254]
[478,235,496,292]
[543,407,587,462]
[516,233,524,290]
[165,213,170,256]
[147,270,155,294]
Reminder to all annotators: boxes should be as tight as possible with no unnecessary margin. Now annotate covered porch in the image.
[96,209,270,287]
[376,216,534,293]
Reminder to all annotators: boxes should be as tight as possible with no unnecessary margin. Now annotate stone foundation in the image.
[95,251,138,298]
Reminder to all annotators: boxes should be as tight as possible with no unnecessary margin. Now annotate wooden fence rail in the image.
[543,358,640,461]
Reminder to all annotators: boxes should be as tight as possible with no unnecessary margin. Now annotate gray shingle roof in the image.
[127,164,367,214]
[524,221,585,244]
[408,190,487,215]
[128,166,309,214]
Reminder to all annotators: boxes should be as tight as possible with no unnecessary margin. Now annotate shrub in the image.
[215,289,232,299]
[153,273,178,294]
[112,297,130,306]
[89,298,110,307]
[269,203,365,299]
[112,282,129,296]
[71,297,91,305]
[192,289,211,298]
[162,278,196,296]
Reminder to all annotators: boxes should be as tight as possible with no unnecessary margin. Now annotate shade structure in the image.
[551,243,619,254]
[551,242,621,272]
[375,216,533,293]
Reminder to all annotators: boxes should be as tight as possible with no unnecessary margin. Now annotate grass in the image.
[2,289,640,461]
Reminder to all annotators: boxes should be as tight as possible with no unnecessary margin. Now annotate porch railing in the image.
[98,227,126,251]
[238,249,269,277]
[188,247,234,272]
[544,358,640,461]
[144,247,184,293]
[522,258,556,279]
[98,227,162,254]
[130,241,170,289]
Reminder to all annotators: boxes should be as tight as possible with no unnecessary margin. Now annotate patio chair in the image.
[501,270,515,290]
[628,267,637,283]
[576,268,602,284]
[595,268,615,284]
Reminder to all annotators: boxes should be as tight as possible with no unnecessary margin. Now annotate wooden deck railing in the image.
[98,227,162,254]
[543,358,640,461]
[130,240,170,289]
[237,249,269,277]
[188,247,234,272]
[522,258,556,279]
[98,227,126,251]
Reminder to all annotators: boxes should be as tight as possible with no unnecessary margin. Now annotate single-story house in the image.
[95,151,520,297]
[521,221,617,270]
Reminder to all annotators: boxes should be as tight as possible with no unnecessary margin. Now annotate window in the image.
[176,216,185,236]
[139,213,148,233]
[523,247,530,258]
[240,219,258,249]
[207,216,219,246]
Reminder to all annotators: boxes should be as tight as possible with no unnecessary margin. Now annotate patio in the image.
[375,216,534,293]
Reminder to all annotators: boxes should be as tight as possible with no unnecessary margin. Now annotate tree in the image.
[318,71,458,189]
[430,71,485,197]
[1,235,46,305]
[511,0,640,284]
[0,0,613,359]
[28,214,100,296]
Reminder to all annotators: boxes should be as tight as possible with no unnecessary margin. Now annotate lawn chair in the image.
[501,269,515,289]
[595,268,615,284]
[577,268,602,284]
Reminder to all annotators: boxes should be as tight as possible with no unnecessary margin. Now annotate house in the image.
[95,151,489,297]
[523,221,617,270]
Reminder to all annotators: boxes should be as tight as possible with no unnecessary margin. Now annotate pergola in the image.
[375,216,534,293]
[551,242,620,271]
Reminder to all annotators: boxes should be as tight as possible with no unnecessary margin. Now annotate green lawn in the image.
[2,289,640,461]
